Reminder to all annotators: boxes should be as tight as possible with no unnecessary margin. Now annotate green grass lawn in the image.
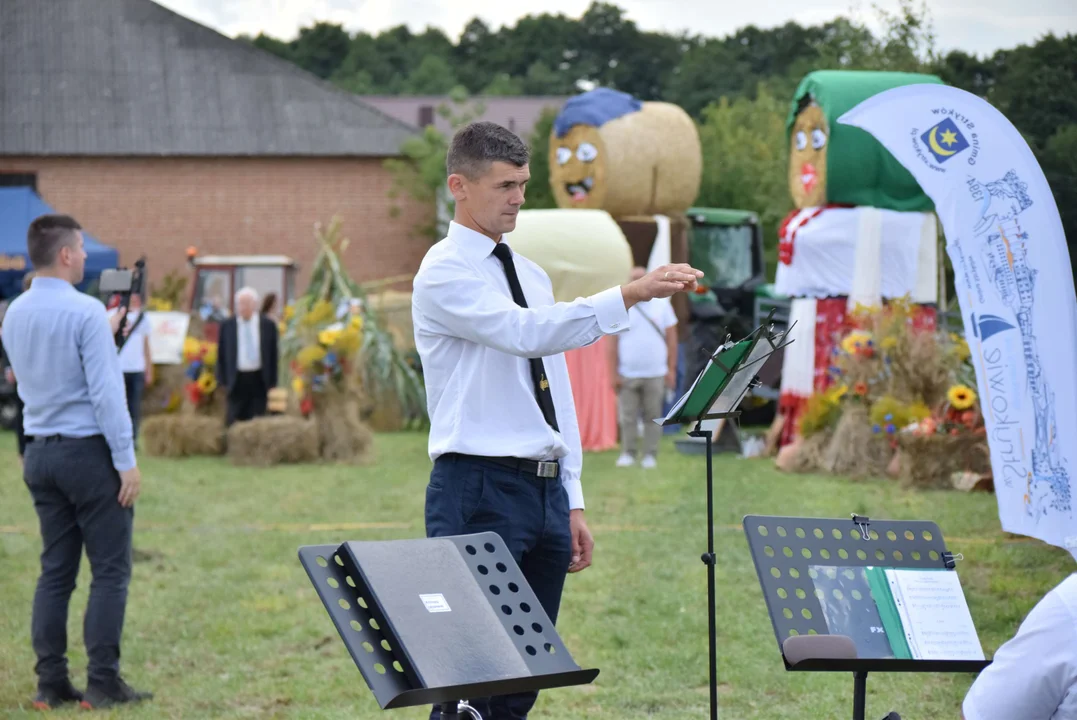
[0,430,1071,719]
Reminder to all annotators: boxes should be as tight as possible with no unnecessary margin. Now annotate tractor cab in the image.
[686,207,767,336]
[187,251,298,342]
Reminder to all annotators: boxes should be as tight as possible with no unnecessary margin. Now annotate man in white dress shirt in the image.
[412,121,702,720]
[962,573,1077,720]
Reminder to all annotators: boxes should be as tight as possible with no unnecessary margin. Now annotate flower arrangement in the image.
[289,300,365,417]
[182,336,219,408]
[905,384,984,438]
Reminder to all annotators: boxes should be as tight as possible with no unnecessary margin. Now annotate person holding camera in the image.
[1,214,152,710]
[107,292,153,444]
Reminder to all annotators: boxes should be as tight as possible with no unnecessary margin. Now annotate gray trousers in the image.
[23,435,133,686]
[618,376,666,456]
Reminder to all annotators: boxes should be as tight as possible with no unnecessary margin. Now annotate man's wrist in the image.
[620,282,640,310]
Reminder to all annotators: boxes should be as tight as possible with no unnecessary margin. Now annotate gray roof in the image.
[0,0,419,157]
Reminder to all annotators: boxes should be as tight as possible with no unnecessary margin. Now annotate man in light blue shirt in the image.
[1,214,152,710]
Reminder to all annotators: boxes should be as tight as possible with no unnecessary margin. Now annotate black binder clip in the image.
[851,514,871,540]
[941,551,962,569]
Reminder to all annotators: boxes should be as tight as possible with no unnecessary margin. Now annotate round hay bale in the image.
[549,88,701,217]
[506,209,634,303]
[313,389,374,464]
[819,404,894,479]
[226,416,320,466]
[141,414,225,457]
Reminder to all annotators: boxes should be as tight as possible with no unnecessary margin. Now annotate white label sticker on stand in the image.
[420,593,451,613]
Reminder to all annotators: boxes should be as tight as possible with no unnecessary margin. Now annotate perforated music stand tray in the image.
[299,532,599,715]
[743,514,990,720]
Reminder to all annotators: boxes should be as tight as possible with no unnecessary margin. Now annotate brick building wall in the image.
[0,156,433,295]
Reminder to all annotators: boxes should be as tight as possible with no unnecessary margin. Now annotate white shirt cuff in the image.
[592,286,630,334]
[562,476,585,510]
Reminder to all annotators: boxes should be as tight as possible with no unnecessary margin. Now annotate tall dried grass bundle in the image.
[897,434,991,490]
[226,416,320,466]
[313,388,374,464]
[887,331,953,408]
[141,363,187,417]
[820,404,894,479]
[141,414,224,457]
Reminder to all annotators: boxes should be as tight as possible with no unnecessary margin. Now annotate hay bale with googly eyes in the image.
[786,70,944,211]
[549,88,701,218]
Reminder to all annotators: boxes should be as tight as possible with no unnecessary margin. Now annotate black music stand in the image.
[655,310,793,720]
[298,533,598,719]
[743,514,991,720]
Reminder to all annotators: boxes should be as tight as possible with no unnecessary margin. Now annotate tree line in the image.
[241,1,1077,272]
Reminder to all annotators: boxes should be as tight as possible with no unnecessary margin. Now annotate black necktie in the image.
[491,242,560,433]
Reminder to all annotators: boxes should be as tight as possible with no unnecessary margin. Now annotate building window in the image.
[418,105,434,127]
[0,173,37,191]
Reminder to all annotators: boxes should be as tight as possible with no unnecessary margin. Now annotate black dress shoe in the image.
[31,679,83,709]
[79,677,154,709]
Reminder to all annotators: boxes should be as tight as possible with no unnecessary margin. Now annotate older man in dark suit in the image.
[215,287,278,426]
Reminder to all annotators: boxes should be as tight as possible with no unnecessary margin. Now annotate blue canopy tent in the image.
[0,187,119,298]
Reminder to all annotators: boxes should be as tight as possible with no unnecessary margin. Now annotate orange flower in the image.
[854,381,868,396]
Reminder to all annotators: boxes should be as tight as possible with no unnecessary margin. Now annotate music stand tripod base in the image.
[299,533,599,717]
[654,310,794,720]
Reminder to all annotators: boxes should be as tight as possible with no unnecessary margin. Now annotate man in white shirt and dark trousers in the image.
[412,121,702,720]
[608,266,679,469]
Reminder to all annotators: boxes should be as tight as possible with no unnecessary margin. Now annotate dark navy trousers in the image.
[22,435,134,686]
[425,454,573,720]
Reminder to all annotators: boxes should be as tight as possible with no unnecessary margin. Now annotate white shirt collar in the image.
[447,221,507,262]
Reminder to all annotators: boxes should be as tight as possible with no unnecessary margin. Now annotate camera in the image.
[99,256,147,349]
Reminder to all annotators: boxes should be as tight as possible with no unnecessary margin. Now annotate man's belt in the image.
[448,453,560,479]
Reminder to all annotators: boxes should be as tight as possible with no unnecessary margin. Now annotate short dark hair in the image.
[27,214,81,268]
[446,121,529,180]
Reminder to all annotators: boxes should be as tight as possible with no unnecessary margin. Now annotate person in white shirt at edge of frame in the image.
[961,572,1077,720]
[411,120,702,720]
[607,265,678,470]
[106,293,153,446]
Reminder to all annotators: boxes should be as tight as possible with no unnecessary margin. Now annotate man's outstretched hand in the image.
[621,263,703,309]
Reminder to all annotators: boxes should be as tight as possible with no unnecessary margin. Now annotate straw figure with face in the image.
[549,87,702,218]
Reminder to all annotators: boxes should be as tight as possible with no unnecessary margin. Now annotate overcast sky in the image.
[156,0,1075,58]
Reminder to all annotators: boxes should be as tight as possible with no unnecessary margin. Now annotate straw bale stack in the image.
[140,414,225,457]
[226,415,320,466]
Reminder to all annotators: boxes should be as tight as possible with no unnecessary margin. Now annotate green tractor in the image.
[683,207,789,425]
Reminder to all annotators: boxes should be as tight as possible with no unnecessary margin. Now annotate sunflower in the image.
[841,331,873,356]
[197,371,217,395]
[200,342,218,367]
[318,328,342,347]
[183,336,202,362]
[948,384,977,410]
[296,345,327,371]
